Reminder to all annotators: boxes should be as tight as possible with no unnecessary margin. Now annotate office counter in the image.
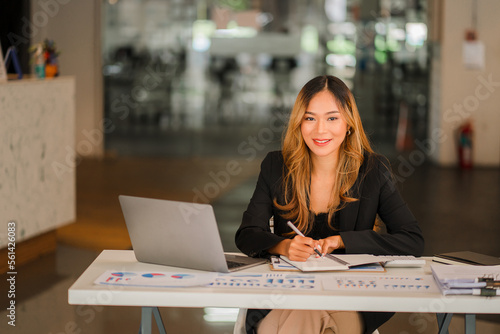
[0,77,76,252]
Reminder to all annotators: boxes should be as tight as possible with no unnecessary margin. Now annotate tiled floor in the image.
[1,152,499,333]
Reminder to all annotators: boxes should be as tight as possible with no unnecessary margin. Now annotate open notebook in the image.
[281,254,382,272]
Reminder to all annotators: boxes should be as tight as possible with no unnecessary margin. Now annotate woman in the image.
[235,75,424,334]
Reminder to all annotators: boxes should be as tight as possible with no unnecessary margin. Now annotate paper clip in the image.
[477,277,500,288]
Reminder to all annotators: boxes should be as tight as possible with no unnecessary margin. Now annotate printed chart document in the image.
[95,270,217,288]
[207,273,321,290]
[323,274,439,293]
[431,264,500,296]
[94,270,322,290]
[280,254,382,272]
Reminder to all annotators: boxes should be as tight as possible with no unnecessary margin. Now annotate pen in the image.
[287,221,323,257]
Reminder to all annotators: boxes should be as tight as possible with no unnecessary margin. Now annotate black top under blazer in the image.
[235,150,425,334]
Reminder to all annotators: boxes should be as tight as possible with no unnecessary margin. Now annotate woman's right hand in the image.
[268,236,318,261]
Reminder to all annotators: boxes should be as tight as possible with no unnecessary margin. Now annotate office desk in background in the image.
[68,250,500,334]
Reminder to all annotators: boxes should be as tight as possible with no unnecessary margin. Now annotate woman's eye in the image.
[328,117,338,121]
[305,117,315,121]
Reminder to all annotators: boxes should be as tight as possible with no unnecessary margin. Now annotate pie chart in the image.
[111,272,136,277]
[171,274,194,279]
[142,273,165,278]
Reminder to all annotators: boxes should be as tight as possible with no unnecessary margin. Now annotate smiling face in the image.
[300,90,348,161]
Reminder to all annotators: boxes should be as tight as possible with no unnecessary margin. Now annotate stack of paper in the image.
[431,264,500,296]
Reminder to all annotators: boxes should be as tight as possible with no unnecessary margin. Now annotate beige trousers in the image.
[256,309,364,334]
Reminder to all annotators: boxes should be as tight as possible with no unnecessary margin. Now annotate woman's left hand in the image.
[318,236,345,255]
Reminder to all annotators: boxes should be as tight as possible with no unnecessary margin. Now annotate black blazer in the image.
[235,151,425,334]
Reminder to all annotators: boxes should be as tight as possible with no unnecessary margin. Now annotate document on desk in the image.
[280,254,382,272]
[94,270,218,288]
[431,264,500,296]
[322,274,439,293]
[208,273,321,290]
[94,271,321,290]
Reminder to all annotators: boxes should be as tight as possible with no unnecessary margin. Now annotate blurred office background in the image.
[101,0,430,159]
[1,0,500,333]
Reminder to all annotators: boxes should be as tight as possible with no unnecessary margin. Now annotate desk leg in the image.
[153,307,167,334]
[464,314,476,334]
[139,307,167,334]
[436,313,452,334]
[140,307,153,334]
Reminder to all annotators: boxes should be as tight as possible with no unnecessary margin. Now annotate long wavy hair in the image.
[275,75,374,234]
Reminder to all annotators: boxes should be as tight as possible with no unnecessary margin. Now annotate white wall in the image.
[31,0,104,158]
[429,0,500,166]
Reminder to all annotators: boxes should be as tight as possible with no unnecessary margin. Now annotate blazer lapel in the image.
[339,197,360,231]
[338,166,365,231]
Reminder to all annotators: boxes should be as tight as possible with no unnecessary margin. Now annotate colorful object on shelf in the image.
[45,64,58,78]
[33,44,45,79]
[29,39,61,78]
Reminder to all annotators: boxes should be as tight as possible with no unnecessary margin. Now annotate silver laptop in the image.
[118,195,267,272]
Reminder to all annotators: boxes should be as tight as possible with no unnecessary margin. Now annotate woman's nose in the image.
[316,119,326,133]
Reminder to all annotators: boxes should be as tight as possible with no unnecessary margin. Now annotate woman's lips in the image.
[313,139,331,146]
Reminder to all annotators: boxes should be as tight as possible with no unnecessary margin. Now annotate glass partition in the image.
[102,0,429,159]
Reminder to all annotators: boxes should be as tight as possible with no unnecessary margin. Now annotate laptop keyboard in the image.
[226,260,248,269]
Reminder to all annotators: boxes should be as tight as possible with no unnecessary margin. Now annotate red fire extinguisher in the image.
[458,121,473,169]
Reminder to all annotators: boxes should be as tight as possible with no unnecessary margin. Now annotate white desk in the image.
[68,250,500,333]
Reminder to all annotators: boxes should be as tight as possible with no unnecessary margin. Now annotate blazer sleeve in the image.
[339,156,425,256]
[235,152,286,258]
